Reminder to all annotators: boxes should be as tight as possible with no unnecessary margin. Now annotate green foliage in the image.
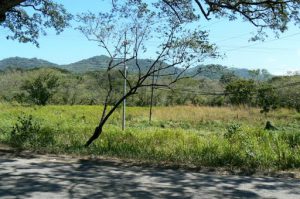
[257,83,278,114]
[22,73,59,105]
[1,0,72,47]
[225,79,256,106]
[0,104,300,170]
[280,131,300,149]
[0,56,274,79]
[0,66,299,112]
[0,57,58,70]
[219,72,238,85]
[3,0,300,47]
[0,105,299,170]
[209,96,224,107]
[224,123,241,139]
[10,114,54,148]
[269,75,300,112]
[249,69,261,82]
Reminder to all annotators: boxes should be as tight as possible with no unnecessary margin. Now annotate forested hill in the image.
[0,56,272,80]
[61,55,159,74]
[0,55,163,73]
[0,57,58,70]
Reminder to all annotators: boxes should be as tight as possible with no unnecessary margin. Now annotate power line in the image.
[154,81,300,96]
[225,32,300,52]
[41,30,300,54]
[220,45,291,51]
[201,20,224,29]
[214,33,250,43]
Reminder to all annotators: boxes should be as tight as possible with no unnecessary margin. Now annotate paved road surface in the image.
[0,150,300,199]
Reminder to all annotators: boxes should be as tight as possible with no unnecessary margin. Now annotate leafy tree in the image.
[219,72,238,85]
[2,1,300,46]
[225,79,256,106]
[161,0,300,39]
[249,69,261,82]
[209,96,225,107]
[197,64,227,80]
[260,69,272,80]
[273,76,300,112]
[0,0,72,46]
[257,83,278,114]
[22,73,59,105]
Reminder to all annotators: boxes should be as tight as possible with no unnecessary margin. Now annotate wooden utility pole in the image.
[122,32,127,130]
[149,65,155,123]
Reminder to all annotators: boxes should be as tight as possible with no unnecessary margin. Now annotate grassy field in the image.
[0,103,300,171]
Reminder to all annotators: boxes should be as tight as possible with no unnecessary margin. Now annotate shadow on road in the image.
[0,151,299,198]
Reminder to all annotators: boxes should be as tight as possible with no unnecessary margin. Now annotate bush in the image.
[280,131,300,149]
[257,84,278,114]
[225,79,256,106]
[224,123,241,139]
[22,73,59,105]
[10,114,55,148]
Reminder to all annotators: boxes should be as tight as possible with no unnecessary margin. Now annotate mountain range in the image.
[0,56,157,73]
[0,56,271,80]
[0,57,58,69]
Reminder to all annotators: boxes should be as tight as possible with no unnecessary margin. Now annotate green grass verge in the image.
[0,103,300,171]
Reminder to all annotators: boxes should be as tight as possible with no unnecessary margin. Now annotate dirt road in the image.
[0,150,299,199]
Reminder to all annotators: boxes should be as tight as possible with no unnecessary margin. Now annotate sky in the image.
[1,0,300,75]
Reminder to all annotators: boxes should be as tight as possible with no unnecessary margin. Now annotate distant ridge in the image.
[61,55,167,74]
[61,55,110,72]
[0,56,272,80]
[0,57,58,70]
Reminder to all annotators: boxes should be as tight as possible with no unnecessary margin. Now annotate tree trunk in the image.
[84,89,136,147]
[85,125,103,147]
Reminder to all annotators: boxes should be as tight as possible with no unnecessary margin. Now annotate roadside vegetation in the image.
[0,104,299,171]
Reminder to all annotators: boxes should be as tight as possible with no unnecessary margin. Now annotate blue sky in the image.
[1,0,300,75]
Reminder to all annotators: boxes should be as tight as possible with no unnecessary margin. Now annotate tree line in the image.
[0,67,299,113]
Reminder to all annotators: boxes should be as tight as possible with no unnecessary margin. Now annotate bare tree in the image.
[77,2,217,146]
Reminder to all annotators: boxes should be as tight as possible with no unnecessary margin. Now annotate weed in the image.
[224,123,241,139]
[10,114,55,149]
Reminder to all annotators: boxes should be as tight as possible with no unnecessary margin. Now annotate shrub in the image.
[10,114,55,148]
[22,73,59,105]
[225,79,256,106]
[224,123,241,139]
